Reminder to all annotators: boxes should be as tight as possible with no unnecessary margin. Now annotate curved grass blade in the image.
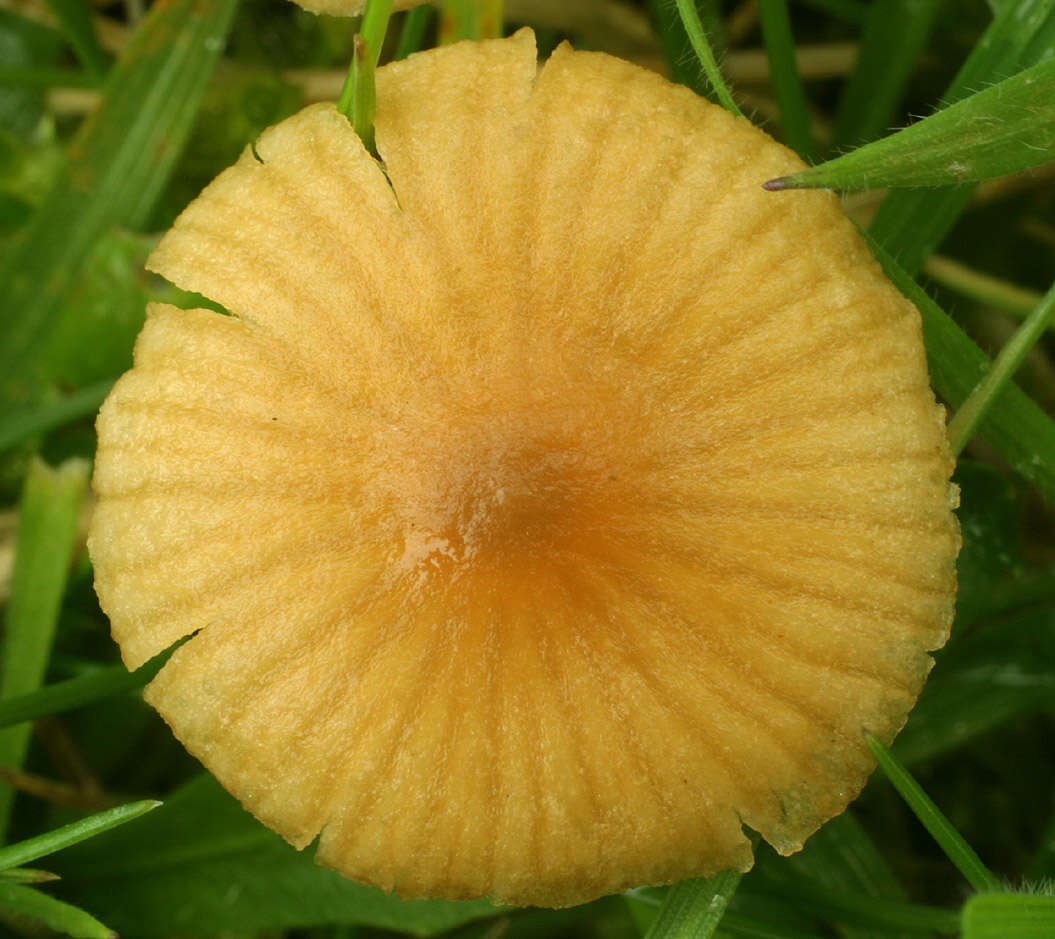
[962,893,1055,938]
[868,233,1055,505]
[0,458,89,839]
[830,0,945,150]
[869,0,1055,273]
[767,57,1055,191]
[0,0,241,392]
[0,882,114,939]
[0,801,160,873]
[947,280,1055,455]
[759,0,816,161]
[865,734,1002,893]
[673,0,742,116]
[0,379,113,455]
[44,0,107,79]
[644,860,749,938]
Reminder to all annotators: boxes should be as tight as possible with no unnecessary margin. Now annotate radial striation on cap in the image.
[89,29,960,908]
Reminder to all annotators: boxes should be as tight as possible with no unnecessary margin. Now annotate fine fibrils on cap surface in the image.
[88,30,960,908]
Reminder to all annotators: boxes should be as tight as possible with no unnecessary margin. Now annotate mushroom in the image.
[88,30,960,908]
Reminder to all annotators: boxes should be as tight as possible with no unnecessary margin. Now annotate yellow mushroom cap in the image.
[89,30,959,908]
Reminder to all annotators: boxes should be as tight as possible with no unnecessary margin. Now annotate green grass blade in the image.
[0,379,113,454]
[924,256,1044,319]
[0,65,97,88]
[0,868,60,884]
[759,0,816,161]
[394,4,432,60]
[0,801,160,873]
[0,882,114,939]
[672,0,742,116]
[0,457,89,839]
[947,280,1055,455]
[0,645,174,731]
[43,0,107,79]
[0,0,241,392]
[868,233,1055,504]
[767,57,1055,190]
[962,894,1055,938]
[338,0,393,153]
[830,0,945,149]
[865,734,1002,893]
[868,0,1055,273]
[643,867,744,938]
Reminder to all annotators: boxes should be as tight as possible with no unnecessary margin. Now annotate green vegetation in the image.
[1,0,1053,936]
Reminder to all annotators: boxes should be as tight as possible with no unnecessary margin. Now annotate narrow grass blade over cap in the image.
[89,30,960,909]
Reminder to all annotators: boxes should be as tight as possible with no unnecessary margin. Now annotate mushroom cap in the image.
[89,30,959,908]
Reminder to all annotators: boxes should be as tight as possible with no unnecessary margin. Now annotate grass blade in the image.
[830,0,945,149]
[0,379,113,455]
[923,256,1044,319]
[0,882,114,939]
[759,0,816,161]
[0,644,174,731]
[338,0,393,153]
[644,866,745,938]
[0,0,241,393]
[43,0,108,79]
[0,458,90,838]
[767,57,1055,191]
[394,4,432,60]
[0,801,160,873]
[869,233,1055,504]
[0,868,60,884]
[868,0,1055,273]
[947,281,1055,455]
[865,734,1002,893]
[962,893,1055,938]
[672,0,742,116]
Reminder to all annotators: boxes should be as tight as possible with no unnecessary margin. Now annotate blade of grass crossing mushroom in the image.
[0,0,240,388]
[0,801,161,873]
[868,233,1055,505]
[0,883,116,939]
[337,0,393,155]
[962,894,1055,939]
[829,0,944,150]
[0,644,175,731]
[673,0,742,115]
[766,57,1055,191]
[43,0,108,80]
[923,256,1045,321]
[0,458,89,839]
[868,0,1055,274]
[0,379,114,455]
[644,864,748,938]
[394,4,433,60]
[865,734,1002,893]
[947,280,1055,456]
[759,0,816,161]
